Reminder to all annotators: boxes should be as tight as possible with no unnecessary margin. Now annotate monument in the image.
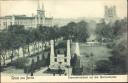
[75,42,80,56]
[49,40,71,70]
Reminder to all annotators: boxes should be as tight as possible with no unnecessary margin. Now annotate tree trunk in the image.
[38,42,40,52]
[45,42,46,49]
[28,44,30,56]
[3,56,5,66]
[32,43,34,55]
[0,55,1,66]
[18,48,20,59]
[36,42,39,53]
[1,54,6,66]
[23,47,25,58]
[5,51,7,60]
[42,41,44,51]
[34,42,36,54]
[11,49,14,63]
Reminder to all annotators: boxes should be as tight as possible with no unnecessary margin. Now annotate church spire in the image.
[42,0,45,11]
[37,0,40,10]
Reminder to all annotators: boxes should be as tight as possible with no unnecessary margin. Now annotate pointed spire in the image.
[42,0,45,11]
[75,42,80,56]
[37,0,40,10]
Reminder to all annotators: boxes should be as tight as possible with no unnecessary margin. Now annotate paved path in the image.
[34,67,50,76]
[32,67,72,76]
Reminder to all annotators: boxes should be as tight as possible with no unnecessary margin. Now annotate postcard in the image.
[0,0,127,82]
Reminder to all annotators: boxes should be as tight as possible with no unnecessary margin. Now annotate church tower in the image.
[40,2,45,25]
[41,1,45,17]
[37,0,41,16]
[104,5,117,24]
[35,0,45,27]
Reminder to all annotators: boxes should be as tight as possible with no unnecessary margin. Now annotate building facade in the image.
[0,1,53,30]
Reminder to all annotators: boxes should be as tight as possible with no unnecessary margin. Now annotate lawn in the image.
[71,43,113,75]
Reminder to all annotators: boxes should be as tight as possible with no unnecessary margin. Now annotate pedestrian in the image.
[31,71,33,76]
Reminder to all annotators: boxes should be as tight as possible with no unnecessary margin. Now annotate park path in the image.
[32,67,50,76]
[32,67,72,76]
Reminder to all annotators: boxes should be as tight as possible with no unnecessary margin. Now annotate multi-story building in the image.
[0,1,53,30]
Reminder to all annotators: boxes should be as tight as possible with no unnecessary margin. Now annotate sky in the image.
[0,0,127,18]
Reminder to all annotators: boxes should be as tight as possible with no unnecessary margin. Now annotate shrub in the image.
[95,60,112,73]
[106,42,115,48]
[72,66,82,75]
[56,41,66,49]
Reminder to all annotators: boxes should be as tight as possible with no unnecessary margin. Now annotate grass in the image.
[71,43,113,75]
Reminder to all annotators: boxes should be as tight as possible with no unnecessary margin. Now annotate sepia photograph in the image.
[0,0,127,82]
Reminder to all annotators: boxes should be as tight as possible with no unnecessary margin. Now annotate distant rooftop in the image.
[0,15,53,19]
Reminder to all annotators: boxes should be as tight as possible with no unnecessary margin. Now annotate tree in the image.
[95,34,127,74]
[60,21,89,42]
[109,36,127,74]
[71,53,77,67]
[71,53,82,75]
[0,31,10,65]
[30,59,35,76]
[13,57,29,69]
[36,56,41,69]
[7,25,27,61]
[73,21,89,42]
[25,29,35,56]
[95,60,112,73]
[95,19,125,42]
[46,52,50,66]
[41,53,46,66]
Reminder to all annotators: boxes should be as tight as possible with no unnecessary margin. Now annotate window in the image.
[54,58,57,62]
[3,22,6,25]
[64,59,67,62]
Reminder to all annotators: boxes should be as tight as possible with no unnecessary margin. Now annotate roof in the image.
[0,15,35,19]
[15,16,35,19]
[0,16,12,19]
[0,15,53,20]
[45,17,53,20]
